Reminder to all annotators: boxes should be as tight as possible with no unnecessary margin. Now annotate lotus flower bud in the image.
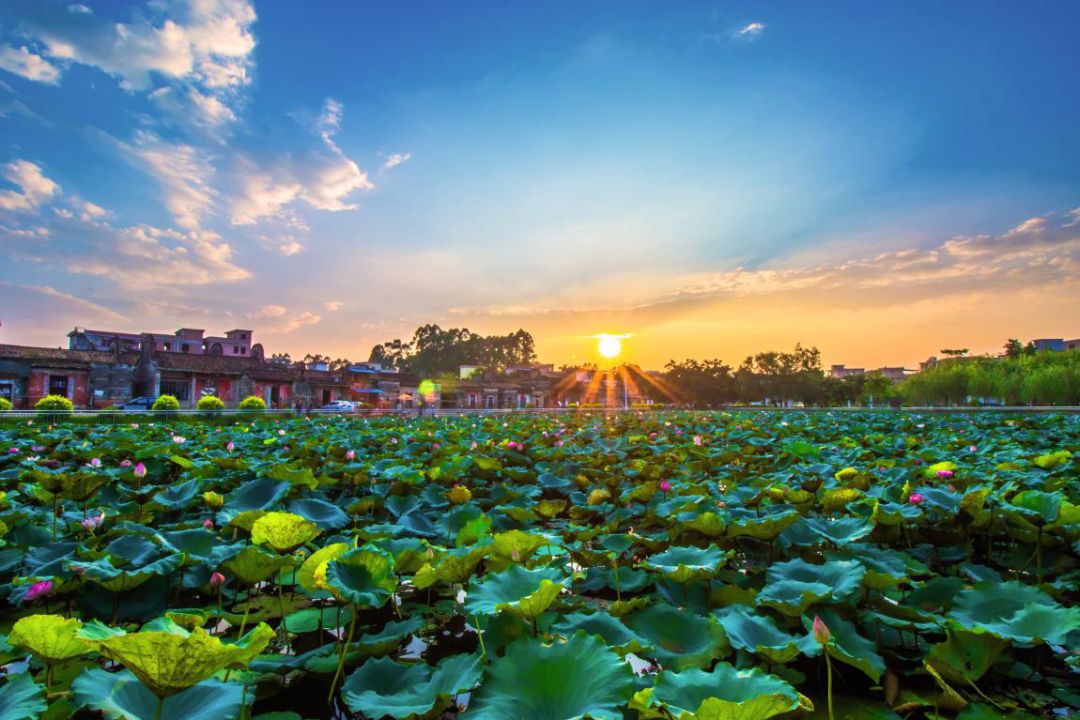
[133,462,147,479]
[813,615,830,644]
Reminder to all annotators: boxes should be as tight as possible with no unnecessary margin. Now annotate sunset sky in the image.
[1,1,1078,370]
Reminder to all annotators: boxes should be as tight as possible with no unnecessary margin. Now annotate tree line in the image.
[368,325,537,376]
[901,348,1079,406]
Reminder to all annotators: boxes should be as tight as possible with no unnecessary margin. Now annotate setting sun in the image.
[597,334,624,359]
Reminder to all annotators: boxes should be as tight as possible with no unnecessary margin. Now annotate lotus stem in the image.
[473,614,487,661]
[825,650,834,720]
[277,571,291,652]
[154,696,164,720]
[1035,525,1043,584]
[327,609,358,704]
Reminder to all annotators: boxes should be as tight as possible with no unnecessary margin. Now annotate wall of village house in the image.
[28,369,89,407]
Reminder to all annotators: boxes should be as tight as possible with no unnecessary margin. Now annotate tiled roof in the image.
[0,344,135,367]
[153,352,294,380]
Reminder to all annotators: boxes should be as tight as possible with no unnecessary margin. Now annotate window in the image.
[233,346,239,354]
[241,347,247,354]
[182,344,191,353]
[159,380,190,401]
[0,383,13,402]
[49,375,69,396]
[241,334,247,340]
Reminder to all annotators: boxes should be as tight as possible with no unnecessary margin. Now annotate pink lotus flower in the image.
[81,512,105,531]
[172,435,186,444]
[226,441,235,452]
[120,459,132,467]
[969,445,977,452]
[909,493,926,505]
[693,435,703,445]
[556,440,564,447]
[470,441,478,450]
[660,481,672,492]
[130,423,139,429]
[278,429,286,436]
[133,462,147,479]
[209,571,225,587]
[31,445,45,453]
[937,470,954,478]
[812,615,830,644]
[25,580,53,602]
[345,449,356,460]
[89,457,102,468]
[203,518,214,529]
[7,447,17,455]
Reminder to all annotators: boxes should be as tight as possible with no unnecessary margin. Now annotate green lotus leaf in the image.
[642,545,732,583]
[72,667,243,720]
[803,517,874,545]
[322,545,398,608]
[413,543,489,588]
[803,695,899,719]
[342,653,482,719]
[756,558,864,616]
[60,472,111,502]
[70,553,184,593]
[948,581,1080,645]
[250,511,320,552]
[680,511,726,537]
[727,510,800,541]
[465,564,564,620]
[488,530,548,569]
[94,623,274,697]
[821,488,862,513]
[152,479,200,510]
[551,611,651,654]
[287,498,350,531]
[1032,450,1071,470]
[651,663,801,719]
[625,603,730,670]
[221,546,295,585]
[295,542,350,592]
[0,674,47,720]
[8,614,96,663]
[832,544,926,591]
[466,631,634,720]
[926,627,1009,685]
[801,610,884,682]
[715,607,817,665]
[1004,490,1062,526]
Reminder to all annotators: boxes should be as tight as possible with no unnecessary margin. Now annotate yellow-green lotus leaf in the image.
[251,511,320,552]
[96,624,275,697]
[9,614,96,663]
[297,542,350,592]
[222,545,295,585]
[228,509,268,532]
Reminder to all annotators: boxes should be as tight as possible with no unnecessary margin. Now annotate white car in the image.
[320,400,356,413]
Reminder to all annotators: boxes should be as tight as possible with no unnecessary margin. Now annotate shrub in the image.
[239,395,267,411]
[35,394,73,412]
[197,395,226,411]
[0,398,11,411]
[152,395,181,411]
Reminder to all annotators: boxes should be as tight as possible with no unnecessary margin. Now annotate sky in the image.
[0,1,1078,371]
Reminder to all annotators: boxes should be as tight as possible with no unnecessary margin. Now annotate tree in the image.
[940,348,969,358]
[663,359,737,407]
[368,325,538,375]
[268,352,292,366]
[1003,339,1023,360]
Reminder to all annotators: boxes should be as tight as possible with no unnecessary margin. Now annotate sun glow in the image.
[596,334,624,359]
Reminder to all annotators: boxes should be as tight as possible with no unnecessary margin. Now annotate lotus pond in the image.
[0,410,1077,720]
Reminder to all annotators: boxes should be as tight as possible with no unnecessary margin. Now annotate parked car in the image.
[319,400,356,413]
[119,397,157,412]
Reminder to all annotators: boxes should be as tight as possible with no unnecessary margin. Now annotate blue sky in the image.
[1,1,1078,368]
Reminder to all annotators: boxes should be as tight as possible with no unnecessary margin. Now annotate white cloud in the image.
[79,199,107,220]
[324,300,343,311]
[279,310,321,332]
[119,130,217,229]
[16,0,256,133]
[278,237,304,256]
[0,45,62,84]
[0,160,60,211]
[229,99,373,224]
[737,22,766,38]
[255,304,287,317]
[382,152,412,170]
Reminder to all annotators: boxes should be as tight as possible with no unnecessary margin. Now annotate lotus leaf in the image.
[467,632,634,720]
[72,668,243,720]
[321,545,398,607]
[465,563,564,620]
[341,653,482,719]
[250,512,320,552]
[93,623,275,697]
[651,663,802,719]
[0,674,47,720]
[8,614,95,663]
[625,603,730,670]
[641,544,731,582]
